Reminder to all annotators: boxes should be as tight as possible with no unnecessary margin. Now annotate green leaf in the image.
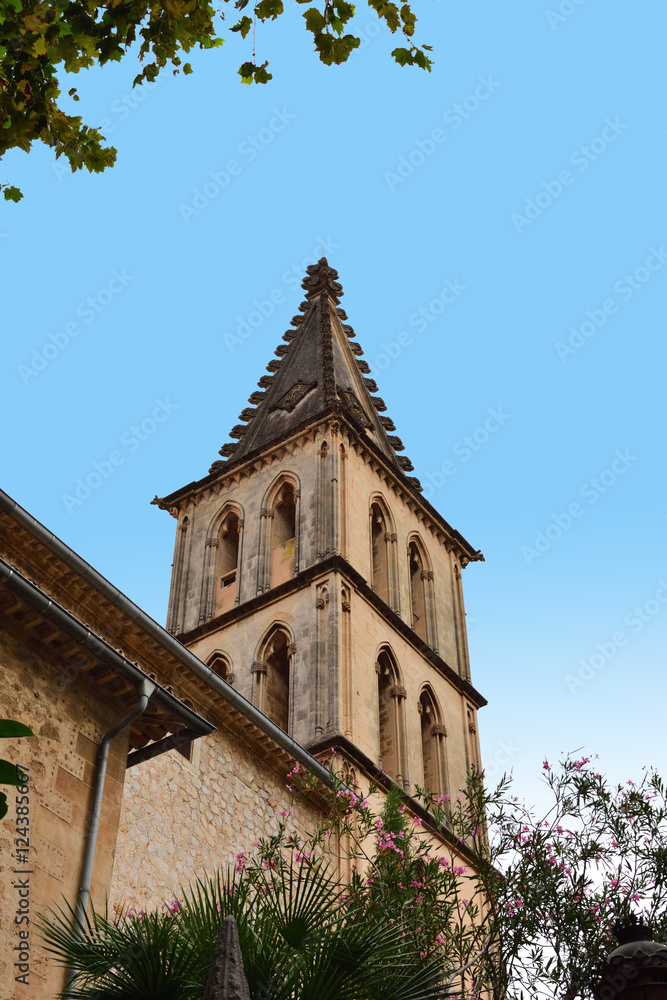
[0,759,26,785]
[238,60,255,83]
[0,792,7,821]
[253,60,272,84]
[256,0,283,19]
[0,720,33,737]
[304,7,325,32]
[183,62,193,74]
[230,15,253,37]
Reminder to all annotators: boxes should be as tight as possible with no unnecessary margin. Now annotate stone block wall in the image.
[109,726,324,912]
[0,628,129,1000]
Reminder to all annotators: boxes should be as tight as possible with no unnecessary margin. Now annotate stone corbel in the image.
[390,685,407,700]
[432,724,447,737]
[251,661,267,675]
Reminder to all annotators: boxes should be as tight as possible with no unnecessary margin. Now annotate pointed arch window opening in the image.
[409,541,428,642]
[419,688,447,803]
[371,506,389,604]
[207,652,231,683]
[376,650,406,788]
[256,628,292,734]
[369,501,399,612]
[271,483,297,588]
[215,512,240,615]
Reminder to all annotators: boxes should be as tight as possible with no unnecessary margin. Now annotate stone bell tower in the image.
[154,259,486,799]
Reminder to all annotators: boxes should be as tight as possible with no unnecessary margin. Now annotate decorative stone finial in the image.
[301,257,344,302]
[202,915,250,1000]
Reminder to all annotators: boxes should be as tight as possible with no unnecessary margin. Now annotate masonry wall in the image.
[0,628,129,1000]
[109,726,325,912]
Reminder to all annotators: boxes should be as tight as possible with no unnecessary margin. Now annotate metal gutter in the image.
[0,555,214,741]
[0,489,334,788]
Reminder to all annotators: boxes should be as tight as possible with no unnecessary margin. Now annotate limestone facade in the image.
[0,615,129,999]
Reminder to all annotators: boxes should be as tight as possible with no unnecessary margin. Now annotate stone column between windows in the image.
[293,492,301,575]
[251,659,267,712]
[257,507,273,594]
[233,518,245,606]
[315,583,329,739]
[387,532,400,615]
[199,536,218,624]
[455,559,472,681]
[329,421,341,557]
[317,441,329,559]
[391,684,408,790]
[167,512,189,634]
[341,586,352,739]
[422,568,438,652]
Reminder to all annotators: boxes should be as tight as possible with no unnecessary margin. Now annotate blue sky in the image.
[2,1,665,809]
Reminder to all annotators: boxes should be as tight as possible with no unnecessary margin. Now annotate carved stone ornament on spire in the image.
[301,257,344,302]
[202,915,251,1000]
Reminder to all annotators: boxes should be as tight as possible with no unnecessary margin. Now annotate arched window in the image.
[200,504,244,625]
[271,483,296,587]
[214,512,240,615]
[419,687,446,800]
[408,541,428,642]
[376,649,406,786]
[256,627,292,733]
[207,652,232,683]
[370,504,390,603]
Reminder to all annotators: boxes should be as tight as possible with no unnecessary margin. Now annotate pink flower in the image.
[413,816,422,826]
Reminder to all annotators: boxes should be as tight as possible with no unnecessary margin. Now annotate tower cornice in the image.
[153,409,484,569]
[176,553,487,710]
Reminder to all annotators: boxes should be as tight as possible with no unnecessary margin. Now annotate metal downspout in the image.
[71,679,156,969]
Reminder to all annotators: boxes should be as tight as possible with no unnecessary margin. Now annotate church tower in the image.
[154,259,486,801]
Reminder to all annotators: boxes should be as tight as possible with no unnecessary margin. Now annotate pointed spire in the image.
[211,259,421,491]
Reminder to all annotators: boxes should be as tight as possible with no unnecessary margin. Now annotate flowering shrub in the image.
[38,754,667,1000]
